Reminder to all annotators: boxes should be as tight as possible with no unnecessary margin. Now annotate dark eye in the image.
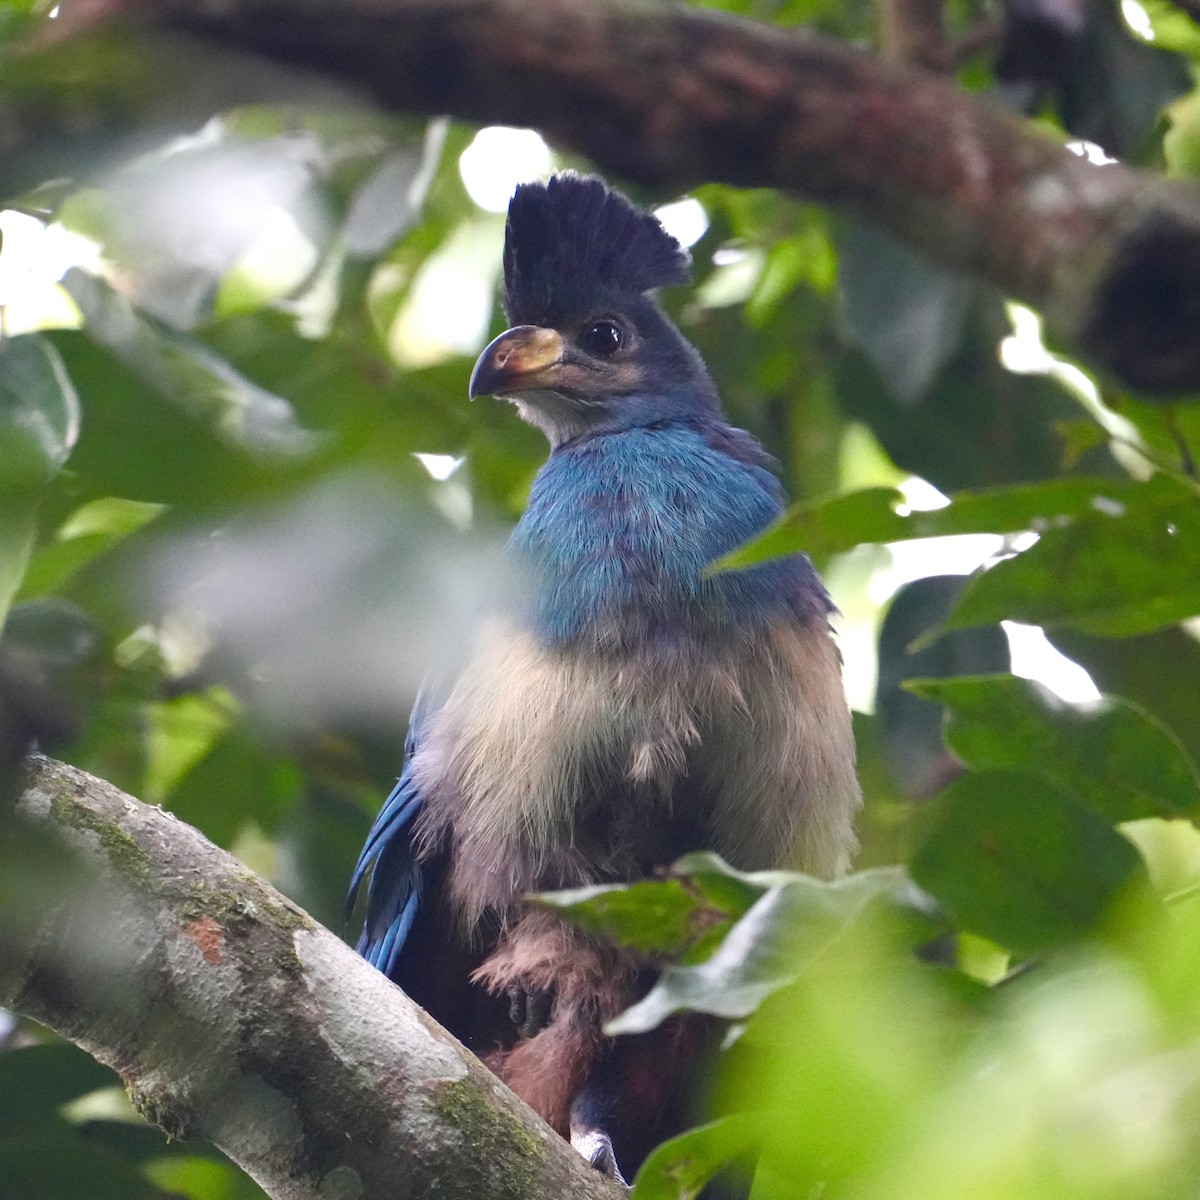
[580,320,623,357]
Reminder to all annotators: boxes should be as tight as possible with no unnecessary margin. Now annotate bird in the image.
[349,173,860,1183]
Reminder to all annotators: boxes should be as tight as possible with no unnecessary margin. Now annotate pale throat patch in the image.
[510,391,594,448]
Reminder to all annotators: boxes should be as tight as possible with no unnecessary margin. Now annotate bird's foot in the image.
[507,983,554,1039]
[571,1127,628,1188]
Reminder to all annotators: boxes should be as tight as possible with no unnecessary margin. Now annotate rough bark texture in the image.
[35,0,1200,395]
[0,754,620,1200]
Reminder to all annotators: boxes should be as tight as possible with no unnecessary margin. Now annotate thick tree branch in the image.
[35,0,1200,395]
[0,754,620,1200]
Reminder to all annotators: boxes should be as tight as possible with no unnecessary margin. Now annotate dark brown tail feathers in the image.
[473,910,633,1133]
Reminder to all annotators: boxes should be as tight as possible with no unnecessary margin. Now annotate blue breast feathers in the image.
[511,421,830,645]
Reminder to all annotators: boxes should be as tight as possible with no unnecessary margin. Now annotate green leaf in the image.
[712,487,905,570]
[537,878,733,961]
[908,674,1200,823]
[18,498,163,601]
[165,729,302,847]
[0,6,41,41]
[144,1152,270,1200]
[1100,393,1200,477]
[48,329,291,507]
[715,475,1157,570]
[609,868,915,1034]
[0,505,37,636]
[1144,0,1200,64]
[143,691,233,805]
[745,218,836,321]
[0,1044,117,1136]
[669,851,779,920]
[61,270,320,460]
[630,1115,759,1200]
[0,1123,168,1200]
[0,334,79,495]
[911,771,1144,956]
[1165,88,1200,175]
[836,220,977,404]
[202,309,468,466]
[537,853,773,962]
[946,498,1200,637]
[1047,625,1200,768]
[0,334,79,628]
[876,577,1009,800]
[833,297,1079,494]
[1056,417,1112,469]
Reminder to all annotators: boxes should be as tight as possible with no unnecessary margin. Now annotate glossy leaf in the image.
[18,498,163,602]
[909,674,1200,823]
[537,877,735,961]
[0,334,79,495]
[911,771,1144,956]
[62,271,320,460]
[946,498,1200,637]
[716,474,1160,569]
[630,1115,759,1200]
[0,334,79,629]
[1048,625,1200,767]
[539,852,779,962]
[609,867,916,1033]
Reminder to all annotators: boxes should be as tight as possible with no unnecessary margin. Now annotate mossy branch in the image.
[21,0,1200,395]
[0,754,620,1200]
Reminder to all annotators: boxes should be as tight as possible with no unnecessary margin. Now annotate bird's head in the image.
[469,174,718,446]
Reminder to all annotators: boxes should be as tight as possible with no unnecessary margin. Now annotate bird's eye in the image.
[580,320,623,357]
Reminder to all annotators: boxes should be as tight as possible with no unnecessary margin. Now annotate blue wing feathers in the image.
[348,774,423,896]
[348,696,433,976]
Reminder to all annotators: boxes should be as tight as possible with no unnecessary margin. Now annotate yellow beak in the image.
[469,326,564,398]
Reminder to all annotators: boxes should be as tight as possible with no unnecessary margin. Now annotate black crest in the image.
[501,174,691,325]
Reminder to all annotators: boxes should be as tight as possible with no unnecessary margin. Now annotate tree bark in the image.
[34,0,1200,395]
[0,754,620,1200]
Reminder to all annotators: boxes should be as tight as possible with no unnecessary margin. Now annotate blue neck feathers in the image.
[511,420,831,648]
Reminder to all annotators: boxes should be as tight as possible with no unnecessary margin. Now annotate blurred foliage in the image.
[1,0,1200,1197]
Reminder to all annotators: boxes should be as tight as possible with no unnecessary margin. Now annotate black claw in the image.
[587,1138,619,1178]
[573,1130,628,1188]
[507,984,555,1038]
